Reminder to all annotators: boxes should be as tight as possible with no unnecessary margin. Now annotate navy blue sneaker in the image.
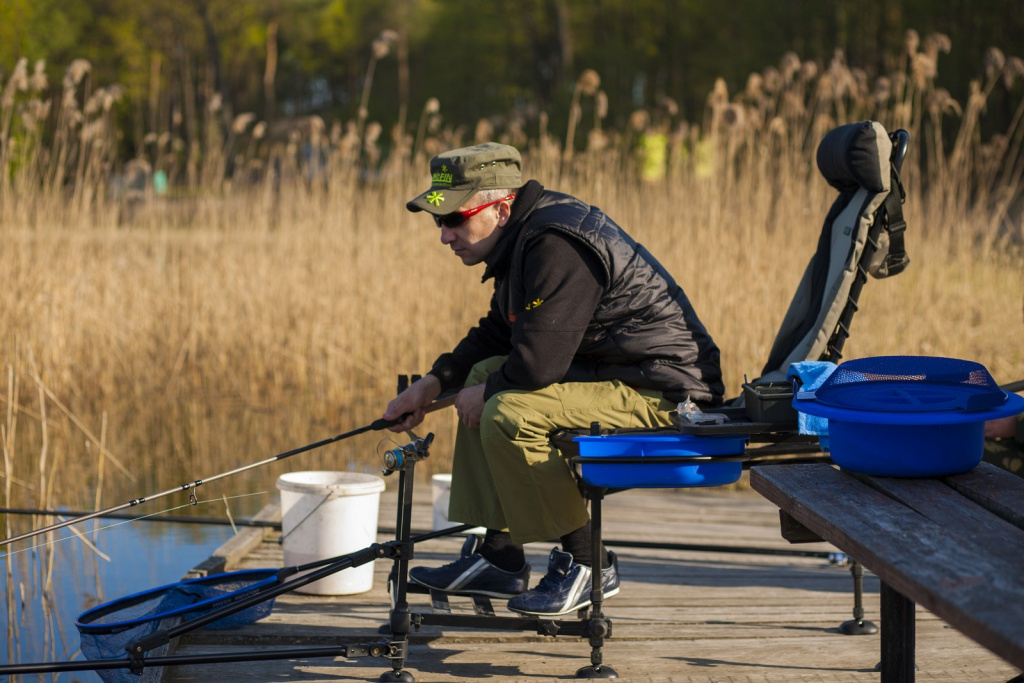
[506,548,620,616]
[409,553,530,598]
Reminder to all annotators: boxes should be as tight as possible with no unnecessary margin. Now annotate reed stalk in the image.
[92,411,108,540]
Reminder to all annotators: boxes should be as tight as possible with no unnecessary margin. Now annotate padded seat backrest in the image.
[757,121,896,383]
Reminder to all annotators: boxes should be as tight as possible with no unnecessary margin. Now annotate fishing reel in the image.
[379,433,434,476]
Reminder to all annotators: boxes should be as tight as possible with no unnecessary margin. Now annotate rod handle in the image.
[369,392,458,430]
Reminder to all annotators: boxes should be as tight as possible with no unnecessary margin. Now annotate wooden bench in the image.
[749,461,1024,683]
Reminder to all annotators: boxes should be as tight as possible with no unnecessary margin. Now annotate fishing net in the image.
[813,356,1005,413]
[76,568,279,683]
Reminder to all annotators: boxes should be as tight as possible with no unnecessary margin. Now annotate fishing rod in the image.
[7,375,1016,547]
[1003,379,1024,393]
[0,392,457,548]
[0,507,283,529]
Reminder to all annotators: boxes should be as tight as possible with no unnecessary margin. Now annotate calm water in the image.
[1,509,253,680]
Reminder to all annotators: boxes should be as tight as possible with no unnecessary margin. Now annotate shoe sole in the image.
[506,585,620,617]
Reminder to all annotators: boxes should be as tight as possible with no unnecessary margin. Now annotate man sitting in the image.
[382,142,724,616]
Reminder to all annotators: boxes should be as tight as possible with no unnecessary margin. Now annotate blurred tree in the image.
[2,0,1023,161]
[0,0,91,69]
[402,0,565,133]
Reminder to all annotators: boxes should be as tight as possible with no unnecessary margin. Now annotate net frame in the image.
[76,568,280,635]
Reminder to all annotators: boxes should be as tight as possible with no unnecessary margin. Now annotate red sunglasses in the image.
[434,194,516,228]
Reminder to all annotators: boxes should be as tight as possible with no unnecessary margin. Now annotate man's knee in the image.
[481,391,548,445]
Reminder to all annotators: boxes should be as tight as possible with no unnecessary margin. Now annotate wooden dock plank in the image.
[156,482,1019,682]
[945,465,1024,530]
[856,474,1024,568]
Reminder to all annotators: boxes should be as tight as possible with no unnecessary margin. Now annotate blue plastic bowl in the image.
[825,419,985,477]
[572,433,747,488]
[794,391,1024,478]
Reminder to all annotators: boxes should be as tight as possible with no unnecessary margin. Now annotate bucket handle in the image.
[278,492,335,544]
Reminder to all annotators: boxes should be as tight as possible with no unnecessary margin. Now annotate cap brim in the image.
[406,184,480,215]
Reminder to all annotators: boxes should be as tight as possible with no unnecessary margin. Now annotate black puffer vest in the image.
[498,189,724,405]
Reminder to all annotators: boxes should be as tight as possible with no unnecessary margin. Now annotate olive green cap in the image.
[406,142,522,215]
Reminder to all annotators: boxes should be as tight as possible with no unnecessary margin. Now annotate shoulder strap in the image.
[874,165,910,278]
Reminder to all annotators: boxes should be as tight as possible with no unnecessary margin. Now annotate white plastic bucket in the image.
[431,473,455,531]
[276,471,386,595]
[431,473,485,534]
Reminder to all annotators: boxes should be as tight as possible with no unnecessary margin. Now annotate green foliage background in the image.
[3,0,1023,157]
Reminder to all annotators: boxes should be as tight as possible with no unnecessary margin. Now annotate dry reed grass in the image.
[0,33,1022,514]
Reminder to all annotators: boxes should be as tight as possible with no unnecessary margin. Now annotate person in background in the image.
[381,142,723,616]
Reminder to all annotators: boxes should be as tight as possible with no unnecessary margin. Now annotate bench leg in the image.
[880,581,915,682]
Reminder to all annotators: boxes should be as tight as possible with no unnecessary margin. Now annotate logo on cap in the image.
[431,163,453,187]
[426,191,445,207]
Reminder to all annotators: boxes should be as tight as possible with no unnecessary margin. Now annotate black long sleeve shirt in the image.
[429,226,606,400]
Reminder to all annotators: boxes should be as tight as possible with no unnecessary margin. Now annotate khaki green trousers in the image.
[446,356,677,545]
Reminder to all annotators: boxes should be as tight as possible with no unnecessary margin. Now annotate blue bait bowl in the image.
[572,433,747,488]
